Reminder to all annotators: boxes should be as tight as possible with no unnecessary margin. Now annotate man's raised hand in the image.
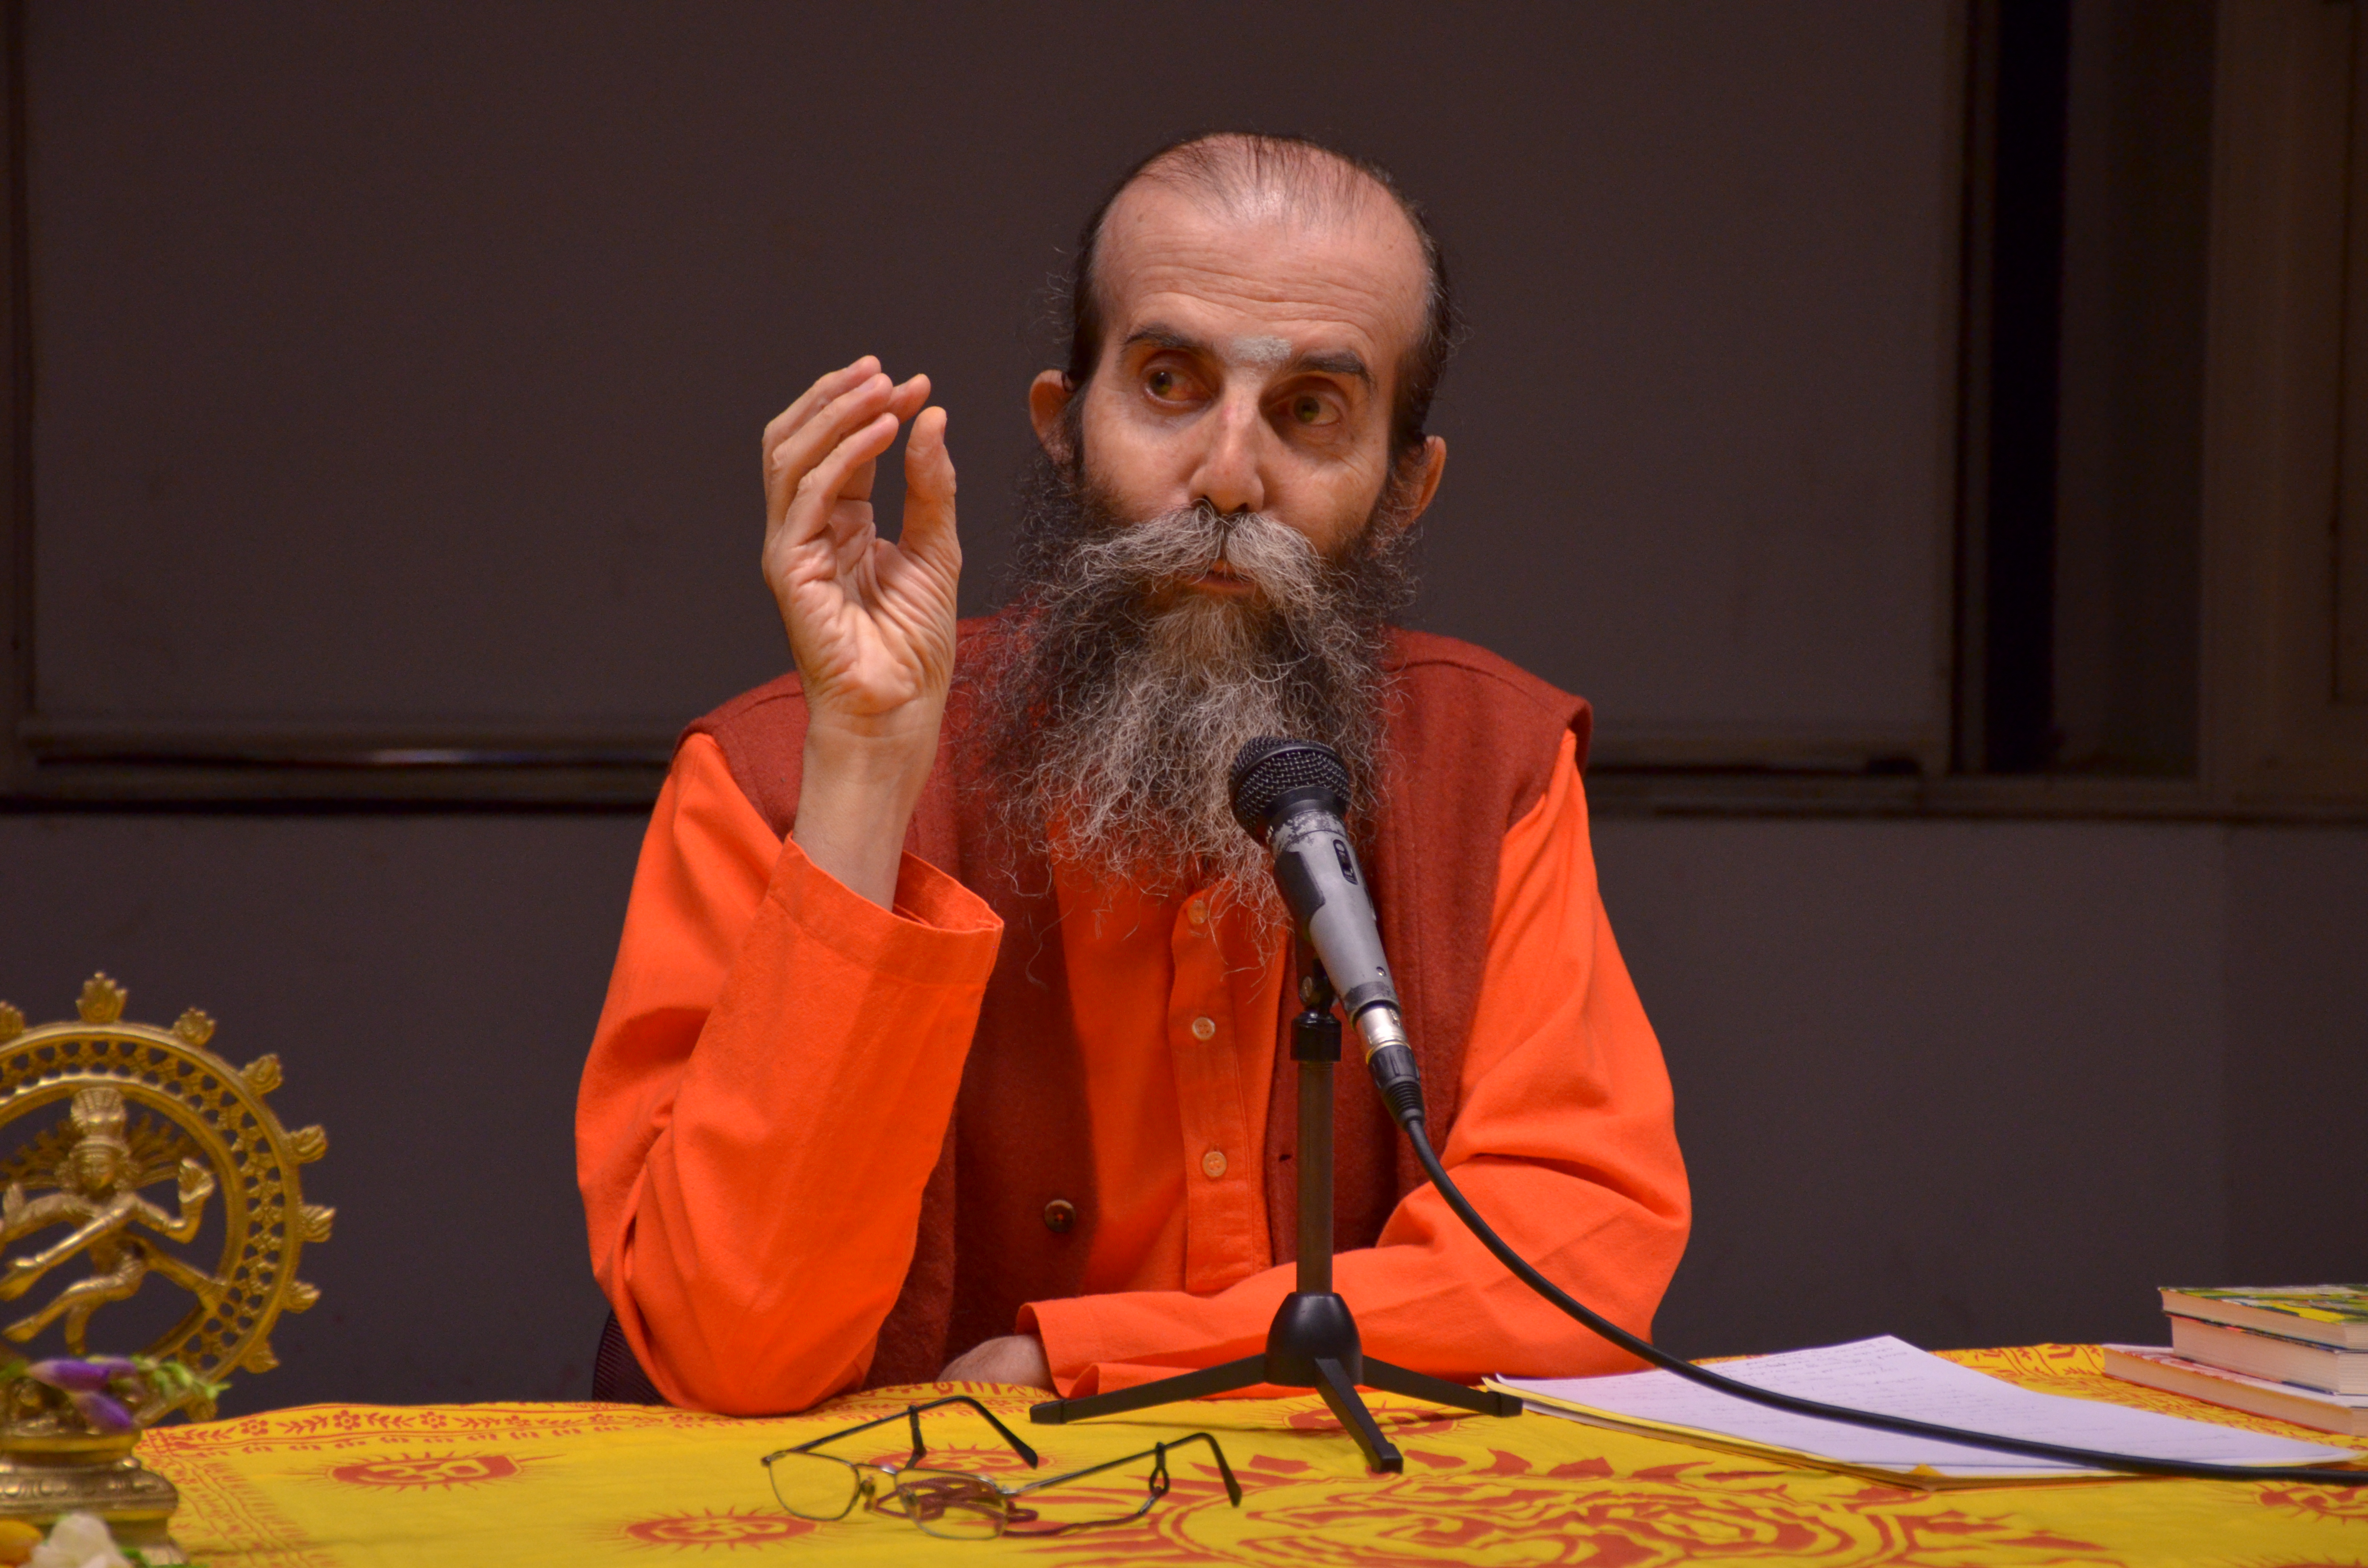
[763,356,960,730]
[761,356,962,908]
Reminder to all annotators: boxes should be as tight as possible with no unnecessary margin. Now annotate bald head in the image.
[1063,134,1454,455]
[1121,133,1417,245]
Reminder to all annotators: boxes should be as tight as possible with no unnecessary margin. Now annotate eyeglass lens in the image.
[765,1452,865,1520]
[894,1471,1009,1541]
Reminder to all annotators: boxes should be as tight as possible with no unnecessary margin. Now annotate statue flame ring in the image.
[0,976,328,1395]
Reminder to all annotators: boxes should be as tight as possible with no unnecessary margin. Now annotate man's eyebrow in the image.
[1287,349,1374,390]
[1119,323,1209,355]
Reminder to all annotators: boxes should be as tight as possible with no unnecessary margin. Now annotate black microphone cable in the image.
[1388,1096,2368,1486]
[1228,733,2366,1484]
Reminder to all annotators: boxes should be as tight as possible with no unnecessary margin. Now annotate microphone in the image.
[1227,752,2368,1490]
[1229,738,1427,1128]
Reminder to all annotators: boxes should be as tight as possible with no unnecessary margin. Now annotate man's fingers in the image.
[762,355,880,450]
[886,373,930,425]
[765,373,897,523]
[781,412,900,550]
[837,377,934,504]
[899,405,960,570]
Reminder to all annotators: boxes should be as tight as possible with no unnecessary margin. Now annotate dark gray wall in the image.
[1625,820,2368,1356]
[2221,833,2368,1287]
[3,812,2362,1410]
[26,0,1957,763]
[1616,819,2199,1357]
[0,814,638,1407]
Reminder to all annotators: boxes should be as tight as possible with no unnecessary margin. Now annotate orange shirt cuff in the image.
[1020,1298,1282,1400]
[1015,1298,1092,1392]
[765,836,1001,986]
[1018,1298,1256,1400]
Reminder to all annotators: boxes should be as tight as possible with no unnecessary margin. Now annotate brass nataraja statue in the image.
[0,976,330,1564]
[0,1085,229,1353]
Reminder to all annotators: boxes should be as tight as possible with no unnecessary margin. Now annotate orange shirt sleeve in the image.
[576,733,1002,1414]
[1023,730,1691,1393]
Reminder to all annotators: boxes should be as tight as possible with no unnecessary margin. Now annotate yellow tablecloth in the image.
[135,1346,2368,1566]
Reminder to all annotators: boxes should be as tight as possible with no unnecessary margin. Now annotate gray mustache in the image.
[1068,505,1325,598]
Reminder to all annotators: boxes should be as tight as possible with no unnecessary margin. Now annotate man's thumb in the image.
[901,406,959,566]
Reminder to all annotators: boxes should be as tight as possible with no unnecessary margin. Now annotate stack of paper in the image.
[1489,1335,2358,1489]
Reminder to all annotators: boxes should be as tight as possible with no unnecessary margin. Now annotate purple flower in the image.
[65,1390,133,1433]
[25,1360,111,1393]
[23,1360,145,1433]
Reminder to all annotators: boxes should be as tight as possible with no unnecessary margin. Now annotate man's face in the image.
[995,176,1442,900]
[1040,184,1441,578]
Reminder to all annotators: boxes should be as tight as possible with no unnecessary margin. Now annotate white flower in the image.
[26,1512,127,1568]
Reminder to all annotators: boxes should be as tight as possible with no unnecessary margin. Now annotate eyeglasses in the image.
[759,1395,1243,1541]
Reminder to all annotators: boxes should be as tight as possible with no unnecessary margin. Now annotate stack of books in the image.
[2105,1286,2368,1436]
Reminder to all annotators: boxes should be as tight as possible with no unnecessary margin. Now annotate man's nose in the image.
[1187,394,1268,516]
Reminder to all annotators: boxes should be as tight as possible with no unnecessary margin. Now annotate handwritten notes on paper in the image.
[1492,1336,2356,1482]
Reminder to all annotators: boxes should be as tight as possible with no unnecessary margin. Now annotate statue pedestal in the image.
[0,1431,185,1564]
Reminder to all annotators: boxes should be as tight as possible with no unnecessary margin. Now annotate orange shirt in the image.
[577,728,1689,1415]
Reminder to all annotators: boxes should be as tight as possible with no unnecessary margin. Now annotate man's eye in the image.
[1291,395,1337,426]
[1147,369,1184,400]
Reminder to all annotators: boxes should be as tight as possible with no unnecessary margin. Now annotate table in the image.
[134,1345,2368,1566]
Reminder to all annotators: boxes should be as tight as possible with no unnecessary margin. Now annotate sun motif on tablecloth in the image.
[320,1451,548,1490]
[1020,1450,2123,1567]
[617,1509,816,1549]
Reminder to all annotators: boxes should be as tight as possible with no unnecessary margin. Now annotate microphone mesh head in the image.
[1229,737,1351,839]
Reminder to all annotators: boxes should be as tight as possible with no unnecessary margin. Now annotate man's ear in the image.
[1399,435,1448,525]
[1029,370,1075,460]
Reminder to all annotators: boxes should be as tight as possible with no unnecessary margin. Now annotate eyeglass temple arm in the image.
[1159,1434,1243,1505]
[1006,1432,1241,1506]
[1180,1434,1244,1505]
[925,1395,1042,1468]
[775,1396,1041,1469]
[972,1409,1042,1467]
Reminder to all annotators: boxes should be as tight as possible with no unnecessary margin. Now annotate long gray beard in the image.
[984,453,1418,919]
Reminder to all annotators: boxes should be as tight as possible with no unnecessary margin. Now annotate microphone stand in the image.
[1028,951,1518,1473]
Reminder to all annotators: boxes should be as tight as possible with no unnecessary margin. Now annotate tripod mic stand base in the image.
[1028,1291,1519,1474]
[1027,984,1515,1474]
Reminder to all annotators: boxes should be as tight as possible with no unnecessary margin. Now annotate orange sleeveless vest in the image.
[684,616,1589,1384]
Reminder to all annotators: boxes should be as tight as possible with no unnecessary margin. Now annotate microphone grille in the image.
[1229,737,1351,839]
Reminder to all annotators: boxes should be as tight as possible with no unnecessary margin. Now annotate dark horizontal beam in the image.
[18,719,674,771]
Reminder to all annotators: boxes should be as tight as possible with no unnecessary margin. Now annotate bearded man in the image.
[577,134,1690,1415]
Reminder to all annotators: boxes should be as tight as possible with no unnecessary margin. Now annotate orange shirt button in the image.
[1189,1016,1217,1041]
[1187,899,1208,926]
[1042,1199,1076,1233]
[1201,1149,1228,1179]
